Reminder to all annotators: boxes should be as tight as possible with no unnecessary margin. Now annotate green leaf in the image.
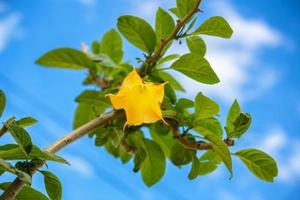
[0,90,6,118]
[175,98,194,111]
[75,90,110,107]
[171,53,220,84]
[91,40,100,54]
[198,151,221,176]
[5,119,32,155]
[133,147,146,172]
[0,144,69,165]
[141,139,166,187]
[226,99,240,133]
[235,148,278,182]
[158,54,180,64]
[170,142,193,166]
[16,117,38,128]
[194,16,233,38]
[169,8,180,18]
[155,8,175,41]
[195,93,219,120]
[0,182,49,200]
[117,15,157,54]
[158,71,185,92]
[186,36,206,56]
[193,118,223,138]
[164,84,177,104]
[40,171,62,200]
[231,113,252,138]
[188,155,200,180]
[73,103,105,129]
[176,0,198,18]
[201,133,232,177]
[90,53,116,68]
[94,128,110,147]
[150,126,175,158]
[0,159,32,184]
[36,48,94,69]
[100,29,123,63]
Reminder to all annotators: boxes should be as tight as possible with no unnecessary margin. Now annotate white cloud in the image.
[63,154,95,178]
[254,127,300,184]
[75,0,96,7]
[171,0,283,103]
[0,3,23,53]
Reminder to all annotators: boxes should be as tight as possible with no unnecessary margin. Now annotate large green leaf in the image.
[100,29,123,64]
[117,15,157,54]
[16,117,38,128]
[186,36,206,56]
[36,48,94,69]
[176,0,198,18]
[194,16,233,38]
[0,159,32,184]
[0,144,69,164]
[75,90,110,107]
[170,142,193,166]
[193,118,223,138]
[0,90,6,118]
[141,139,166,187]
[201,133,232,177]
[150,126,175,158]
[155,8,175,41]
[0,182,49,200]
[188,154,200,180]
[235,148,278,182]
[40,171,62,200]
[194,93,219,120]
[4,119,32,155]
[198,151,221,176]
[73,103,105,129]
[158,71,185,92]
[171,53,220,84]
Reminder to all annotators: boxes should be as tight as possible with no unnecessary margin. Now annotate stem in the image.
[0,110,122,200]
[0,126,7,138]
[139,0,202,76]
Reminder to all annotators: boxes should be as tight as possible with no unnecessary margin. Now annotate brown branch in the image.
[139,0,202,76]
[0,126,7,138]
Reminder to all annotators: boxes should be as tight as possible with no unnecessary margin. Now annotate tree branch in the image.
[139,0,202,76]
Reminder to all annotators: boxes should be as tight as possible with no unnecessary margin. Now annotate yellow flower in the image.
[107,69,166,126]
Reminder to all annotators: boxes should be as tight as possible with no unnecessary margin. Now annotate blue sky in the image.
[0,0,300,199]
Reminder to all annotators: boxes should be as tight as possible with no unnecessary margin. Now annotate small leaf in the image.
[40,171,62,200]
[175,98,194,111]
[155,8,175,41]
[141,139,166,187]
[195,93,219,120]
[186,36,206,56]
[171,53,220,84]
[90,53,116,68]
[36,48,94,69]
[117,15,157,53]
[75,90,110,107]
[188,155,200,180]
[170,142,193,166]
[158,71,185,92]
[193,16,233,38]
[231,113,252,138]
[5,119,32,154]
[0,182,49,200]
[100,29,123,64]
[201,133,232,177]
[176,0,198,18]
[0,89,6,118]
[158,54,180,64]
[226,99,240,133]
[133,147,146,172]
[0,159,32,184]
[0,144,69,165]
[235,148,278,182]
[198,151,221,176]
[16,117,38,128]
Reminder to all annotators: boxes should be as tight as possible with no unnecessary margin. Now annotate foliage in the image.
[0,0,278,199]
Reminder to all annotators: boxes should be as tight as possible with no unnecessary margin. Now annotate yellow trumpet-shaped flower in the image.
[107,69,166,126]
